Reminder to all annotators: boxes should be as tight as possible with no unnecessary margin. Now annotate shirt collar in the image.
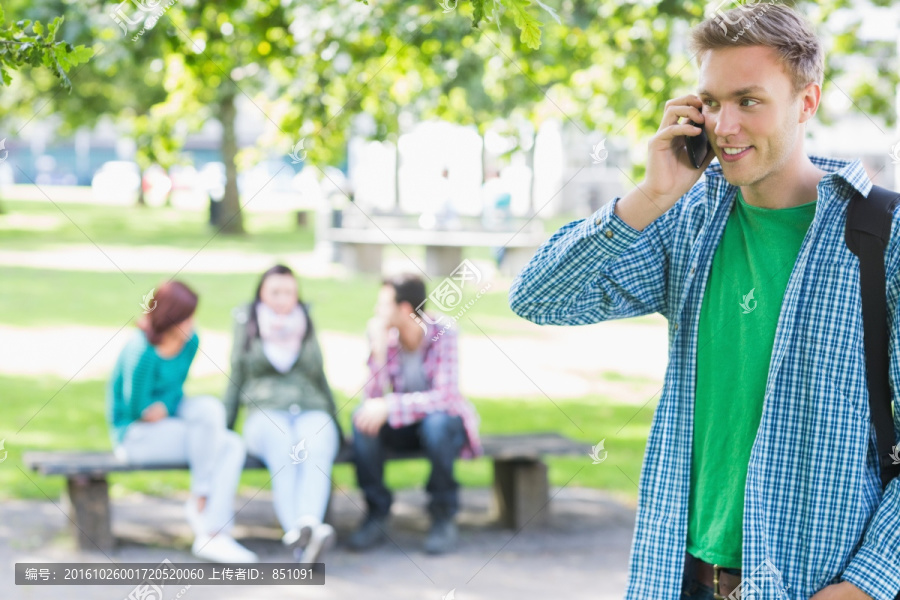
[702,155,873,208]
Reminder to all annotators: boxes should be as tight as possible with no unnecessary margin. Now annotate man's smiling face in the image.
[698,45,814,188]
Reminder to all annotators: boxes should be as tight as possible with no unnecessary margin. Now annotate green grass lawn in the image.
[0,199,577,254]
[0,200,317,254]
[1,374,654,504]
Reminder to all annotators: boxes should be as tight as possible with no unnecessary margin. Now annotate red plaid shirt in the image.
[364,318,482,458]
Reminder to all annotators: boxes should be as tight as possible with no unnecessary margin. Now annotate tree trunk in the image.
[219,91,244,234]
[527,130,537,216]
[393,139,400,211]
[137,170,146,206]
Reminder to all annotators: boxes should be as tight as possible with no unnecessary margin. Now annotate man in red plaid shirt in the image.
[348,273,482,554]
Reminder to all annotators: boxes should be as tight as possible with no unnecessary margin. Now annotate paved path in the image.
[0,245,343,276]
[1,486,637,600]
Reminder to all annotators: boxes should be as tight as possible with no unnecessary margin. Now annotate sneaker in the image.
[282,515,318,549]
[423,519,458,555]
[184,498,205,537]
[299,523,336,563]
[346,515,388,552]
[192,534,258,563]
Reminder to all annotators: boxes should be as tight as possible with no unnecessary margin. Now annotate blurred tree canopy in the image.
[0,6,92,89]
[0,0,897,230]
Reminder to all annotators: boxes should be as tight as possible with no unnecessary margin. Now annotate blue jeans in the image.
[681,553,742,600]
[352,412,466,520]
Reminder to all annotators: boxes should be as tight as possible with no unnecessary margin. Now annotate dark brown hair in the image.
[382,273,426,310]
[138,281,198,345]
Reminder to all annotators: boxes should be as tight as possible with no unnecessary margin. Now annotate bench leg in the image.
[339,243,383,274]
[425,246,463,277]
[67,475,114,552]
[492,459,549,530]
[323,484,335,527]
[499,246,538,278]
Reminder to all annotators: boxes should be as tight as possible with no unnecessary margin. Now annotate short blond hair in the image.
[688,3,824,95]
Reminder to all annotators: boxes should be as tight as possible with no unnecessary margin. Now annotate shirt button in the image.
[604,229,614,238]
[595,217,602,226]
[289,404,300,415]
[673,323,679,331]
[690,267,695,275]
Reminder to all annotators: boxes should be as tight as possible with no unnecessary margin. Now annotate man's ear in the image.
[798,81,821,124]
[397,300,413,320]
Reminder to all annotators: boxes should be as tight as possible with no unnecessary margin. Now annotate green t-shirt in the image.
[686,188,817,567]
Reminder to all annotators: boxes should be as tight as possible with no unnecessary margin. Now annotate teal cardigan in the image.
[107,329,199,444]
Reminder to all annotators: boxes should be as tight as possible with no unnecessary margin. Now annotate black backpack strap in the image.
[845,184,900,491]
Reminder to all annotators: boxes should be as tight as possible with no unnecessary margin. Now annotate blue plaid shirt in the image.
[509,156,900,600]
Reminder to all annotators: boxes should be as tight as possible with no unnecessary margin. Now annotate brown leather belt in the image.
[688,553,742,600]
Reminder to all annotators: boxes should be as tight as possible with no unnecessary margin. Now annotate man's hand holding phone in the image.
[643,94,714,204]
[615,94,715,232]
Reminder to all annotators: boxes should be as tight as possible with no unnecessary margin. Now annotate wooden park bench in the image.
[24,433,588,552]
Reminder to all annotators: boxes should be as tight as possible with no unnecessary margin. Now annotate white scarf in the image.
[256,303,306,373]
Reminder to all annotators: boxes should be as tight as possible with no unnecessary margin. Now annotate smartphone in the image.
[685,120,711,169]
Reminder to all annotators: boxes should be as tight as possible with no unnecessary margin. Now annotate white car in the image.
[91,161,141,205]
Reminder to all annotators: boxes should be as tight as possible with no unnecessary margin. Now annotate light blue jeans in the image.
[117,395,246,536]
[242,409,339,532]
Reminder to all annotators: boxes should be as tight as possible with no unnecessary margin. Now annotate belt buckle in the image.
[712,564,729,600]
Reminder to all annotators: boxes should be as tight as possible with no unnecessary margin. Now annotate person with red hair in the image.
[107,280,256,563]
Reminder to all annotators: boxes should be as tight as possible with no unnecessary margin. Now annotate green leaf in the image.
[508,0,542,49]
[66,45,94,67]
[32,21,43,36]
[47,16,62,43]
[472,0,486,25]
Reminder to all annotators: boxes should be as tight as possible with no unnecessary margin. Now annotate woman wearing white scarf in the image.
[224,265,341,564]
[256,301,306,373]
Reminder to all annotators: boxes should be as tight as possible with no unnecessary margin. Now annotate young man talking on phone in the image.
[510,4,899,600]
